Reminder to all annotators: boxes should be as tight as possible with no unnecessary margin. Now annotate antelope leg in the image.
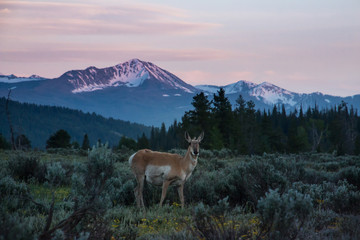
[159,180,171,207]
[177,183,185,208]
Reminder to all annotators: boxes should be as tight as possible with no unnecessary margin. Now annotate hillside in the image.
[0,97,151,148]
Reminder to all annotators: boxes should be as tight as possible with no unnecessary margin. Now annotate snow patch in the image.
[0,75,46,83]
[224,81,257,94]
[249,82,297,106]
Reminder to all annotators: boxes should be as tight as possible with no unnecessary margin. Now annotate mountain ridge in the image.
[1,59,359,126]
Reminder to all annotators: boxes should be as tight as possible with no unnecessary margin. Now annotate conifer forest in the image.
[1,90,360,239]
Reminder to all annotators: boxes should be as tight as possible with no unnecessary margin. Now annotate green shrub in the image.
[106,162,136,206]
[0,175,30,212]
[188,200,252,240]
[257,189,313,240]
[265,154,306,182]
[0,175,45,240]
[8,153,47,183]
[227,158,288,206]
[302,168,335,184]
[328,180,360,213]
[338,215,360,239]
[337,166,360,189]
[0,210,34,240]
[310,209,339,232]
[45,162,66,187]
[185,170,218,205]
[198,157,225,171]
[292,180,360,214]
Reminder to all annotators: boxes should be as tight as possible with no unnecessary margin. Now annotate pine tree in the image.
[183,92,212,135]
[0,133,11,149]
[81,133,90,150]
[260,111,272,153]
[159,123,167,150]
[137,133,150,149]
[212,88,233,148]
[46,129,71,149]
[118,136,137,150]
[15,134,31,150]
[150,127,160,150]
[355,135,360,155]
[233,95,247,153]
[244,100,261,154]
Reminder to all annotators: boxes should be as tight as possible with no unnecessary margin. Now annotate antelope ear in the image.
[185,131,192,143]
[197,131,204,142]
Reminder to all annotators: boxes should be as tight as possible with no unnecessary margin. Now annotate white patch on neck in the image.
[190,154,198,162]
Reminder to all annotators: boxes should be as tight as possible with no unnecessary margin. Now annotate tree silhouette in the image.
[46,129,71,149]
[81,133,90,150]
[15,134,31,150]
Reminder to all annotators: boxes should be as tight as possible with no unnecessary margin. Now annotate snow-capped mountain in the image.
[0,74,45,83]
[248,82,297,106]
[196,80,360,113]
[57,58,196,93]
[197,81,297,106]
[1,59,359,126]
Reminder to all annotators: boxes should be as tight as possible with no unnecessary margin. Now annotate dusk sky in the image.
[0,0,359,96]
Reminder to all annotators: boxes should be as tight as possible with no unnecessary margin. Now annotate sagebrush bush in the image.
[257,189,313,240]
[265,154,306,182]
[46,148,86,156]
[8,153,47,183]
[0,175,46,240]
[337,166,360,189]
[0,210,34,240]
[291,180,360,214]
[188,199,256,240]
[185,170,219,205]
[226,158,289,206]
[106,162,135,206]
[302,168,334,184]
[0,175,30,211]
[45,162,66,187]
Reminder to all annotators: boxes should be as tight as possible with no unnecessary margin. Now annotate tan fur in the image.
[129,132,204,208]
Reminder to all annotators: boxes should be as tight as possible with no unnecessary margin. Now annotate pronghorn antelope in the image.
[129,131,204,208]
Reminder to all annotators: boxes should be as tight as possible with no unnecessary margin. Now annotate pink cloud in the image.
[0,1,219,35]
[0,8,10,14]
[0,47,229,63]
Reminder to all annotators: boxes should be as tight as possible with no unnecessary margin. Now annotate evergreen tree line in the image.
[2,92,360,155]
[0,97,151,149]
[127,89,360,155]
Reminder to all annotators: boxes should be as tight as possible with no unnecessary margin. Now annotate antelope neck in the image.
[185,148,198,163]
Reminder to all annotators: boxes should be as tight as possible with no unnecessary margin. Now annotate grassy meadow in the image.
[1,146,360,239]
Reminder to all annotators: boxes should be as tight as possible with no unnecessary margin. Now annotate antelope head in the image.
[185,131,204,158]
